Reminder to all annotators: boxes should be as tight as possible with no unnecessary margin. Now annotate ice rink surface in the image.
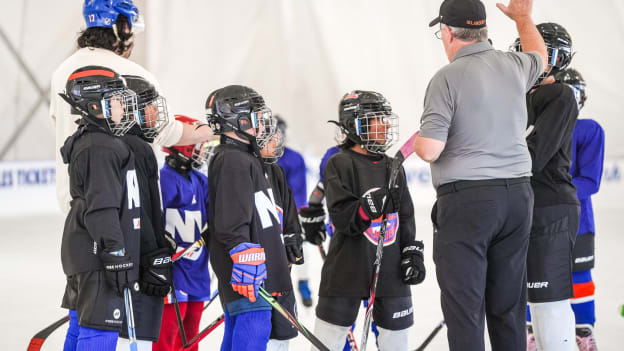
[2,205,622,351]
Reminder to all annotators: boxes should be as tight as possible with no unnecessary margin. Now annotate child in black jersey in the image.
[313,90,425,351]
[59,66,141,351]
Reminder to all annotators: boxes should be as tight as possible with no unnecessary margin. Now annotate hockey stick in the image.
[360,132,419,351]
[170,282,188,346]
[26,315,70,351]
[124,287,139,351]
[413,320,445,351]
[171,238,206,262]
[258,287,330,351]
[203,288,219,311]
[181,313,225,350]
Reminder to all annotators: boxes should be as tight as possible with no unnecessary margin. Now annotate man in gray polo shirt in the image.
[413,0,547,350]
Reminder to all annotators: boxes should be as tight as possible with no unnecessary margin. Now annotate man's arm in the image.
[497,0,548,71]
[176,123,215,146]
[413,135,445,163]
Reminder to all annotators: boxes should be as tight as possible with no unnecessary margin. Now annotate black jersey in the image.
[266,163,302,239]
[208,137,292,305]
[60,122,141,277]
[320,148,415,298]
[118,130,167,341]
[527,83,580,207]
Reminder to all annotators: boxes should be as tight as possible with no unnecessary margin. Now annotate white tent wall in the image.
[1,0,623,159]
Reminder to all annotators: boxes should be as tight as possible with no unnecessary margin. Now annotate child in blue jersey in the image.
[154,115,215,351]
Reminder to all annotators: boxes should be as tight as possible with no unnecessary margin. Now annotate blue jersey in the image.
[570,119,605,235]
[319,146,340,181]
[160,164,211,299]
[277,146,307,209]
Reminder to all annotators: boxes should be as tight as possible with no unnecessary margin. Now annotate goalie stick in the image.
[360,132,419,351]
[27,315,70,351]
[258,287,330,351]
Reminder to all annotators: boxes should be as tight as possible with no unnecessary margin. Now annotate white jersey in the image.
[50,47,183,214]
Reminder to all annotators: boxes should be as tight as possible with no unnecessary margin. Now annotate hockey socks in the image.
[220,310,272,351]
[62,310,79,351]
[63,309,118,351]
[529,300,575,351]
[313,318,352,351]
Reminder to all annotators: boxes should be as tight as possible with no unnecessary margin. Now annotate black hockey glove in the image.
[100,250,138,296]
[299,205,327,245]
[284,233,304,265]
[401,240,426,285]
[359,187,400,219]
[139,248,173,297]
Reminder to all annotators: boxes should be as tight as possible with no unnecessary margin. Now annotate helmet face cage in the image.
[261,130,285,164]
[355,110,399,154]
[101,89,139,136]
[252,107,276,148]
[191,141,217,170]
[136,95,169,139]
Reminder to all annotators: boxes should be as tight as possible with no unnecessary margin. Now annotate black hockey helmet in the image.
[511,23,573,84]
[61,65,138,136]
[336,90,398,154]
[205,85,275,148]
[123,75,169,141]
[555,68,587,110]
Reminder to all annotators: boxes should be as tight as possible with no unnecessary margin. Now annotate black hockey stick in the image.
[413,320,445,351]
[258,287,330,351]
[181,313,225,350]
[203,288,219,311]
[360,132,419,351]
[170,282,189,347]
[27,315,70,351]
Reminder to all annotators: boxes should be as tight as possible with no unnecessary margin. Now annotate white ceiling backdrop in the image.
[1,0,623,160]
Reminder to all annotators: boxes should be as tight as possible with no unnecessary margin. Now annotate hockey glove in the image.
[139,248,173,297]
[284,233,304,265]
[100,250,138,296]
[299,205,327,245]
[400,240,426,285]
[359,187,400,220]
[230,243,267,303]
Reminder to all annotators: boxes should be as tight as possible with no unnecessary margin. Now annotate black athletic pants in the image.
[432,178,533,351]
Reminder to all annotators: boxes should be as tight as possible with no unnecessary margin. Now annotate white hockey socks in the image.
[529,300,575,351]
[376,325,409,351]
[312,318,351,351]
[267,339,290,351]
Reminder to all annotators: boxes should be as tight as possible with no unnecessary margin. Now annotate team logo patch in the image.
[363,213,399,246]
[133,218,141,229]
[113,308,121,320]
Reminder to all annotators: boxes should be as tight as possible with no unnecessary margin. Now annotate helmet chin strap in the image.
[58,93,112,135]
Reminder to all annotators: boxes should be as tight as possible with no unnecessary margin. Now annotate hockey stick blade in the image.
[182,313,225,350]
[259,287,330,351]
[413,320,445,351]
[27,315,70,351]
[360,131,419,351]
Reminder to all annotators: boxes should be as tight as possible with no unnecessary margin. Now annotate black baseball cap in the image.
[429,0,487,29]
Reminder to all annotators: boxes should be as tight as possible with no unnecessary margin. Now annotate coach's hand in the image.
[496,0,533,21]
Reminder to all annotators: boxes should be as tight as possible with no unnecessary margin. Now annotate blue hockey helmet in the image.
[83,0,144,32]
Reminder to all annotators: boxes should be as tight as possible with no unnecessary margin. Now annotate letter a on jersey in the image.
[255,188,280,229]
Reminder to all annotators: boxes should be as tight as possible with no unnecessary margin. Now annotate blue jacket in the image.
[277,147,308,209]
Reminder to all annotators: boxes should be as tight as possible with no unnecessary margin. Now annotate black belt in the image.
[436,177,530,196]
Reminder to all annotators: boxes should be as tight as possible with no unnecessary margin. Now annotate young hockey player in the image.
[115,75,175,351]
[59,66,141,351]
[260,126,305,350]
[273,116,314,307]
[155,115,214,351]
[515,23,581,351]
[556,68,605,351]
[313,90,425,351]
[205,85,293,350]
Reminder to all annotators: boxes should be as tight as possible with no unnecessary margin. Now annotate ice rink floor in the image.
[2,206,622,351]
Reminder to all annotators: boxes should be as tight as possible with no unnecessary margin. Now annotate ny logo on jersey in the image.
[165,209,204,244]
[255,188,280,229]
[126,169,140,209]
